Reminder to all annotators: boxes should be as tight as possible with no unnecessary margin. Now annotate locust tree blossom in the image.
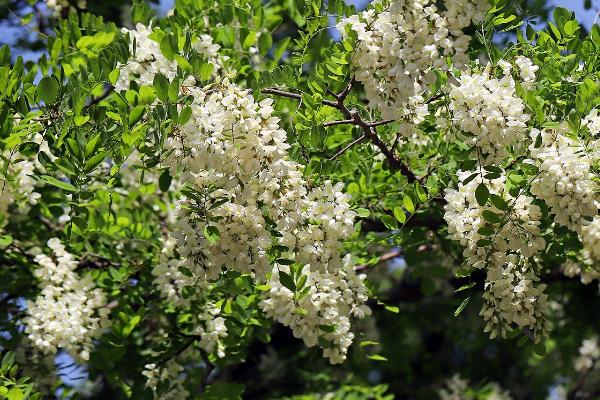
[448,66,530,165]
[0,151,40,227]
[338,0,489,127]
[575,337,600,372]
[118,24,370,365]
[444,171,549,340]
[143,361,190,400]
[23,238,111,362]
[528,126,599,232]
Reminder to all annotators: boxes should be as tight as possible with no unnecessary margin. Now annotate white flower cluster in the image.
[45,0,69,16]
[582,108,600,135]
[562,258,600,285]
[480,254,550,340]
[24,238,111,362]
[260,256,370,364]
[448,66,530,164]
[143,360,189,400]
[444,171,545,269]
[575,336,600,372]
[117,24,370,364]
[438,374,513,400]
[498,56,539,90]
[0,151,40,226]
[338,0,489,125]
[115,24,221,92]
[528,126,599,232]
[444,171,549,339]
[152,237,228,358]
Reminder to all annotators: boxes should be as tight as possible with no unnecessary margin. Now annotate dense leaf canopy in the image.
[0,0,600,399]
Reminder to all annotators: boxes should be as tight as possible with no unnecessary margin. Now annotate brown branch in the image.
[425,92,444,104]
[262,84,418,182]
[368,119,395,127]
[261,88,338,108]
[330,135,366,160]
[323,119,354,127]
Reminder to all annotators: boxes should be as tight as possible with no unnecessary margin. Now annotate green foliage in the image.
[0,1,599,399]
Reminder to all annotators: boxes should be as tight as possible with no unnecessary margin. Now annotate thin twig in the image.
[368,119,395,127]
[323,119,354,127]
[354,249,403,272]
[330,135,366,160]
[262,85,419,182]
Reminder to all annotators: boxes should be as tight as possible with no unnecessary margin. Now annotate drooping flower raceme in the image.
[161,81,369,363]
[338,0,489,126]
[528,126,599,232]
[448,66,530,165]
[24,238,111,362]
[443,170,549,340]
[260,255,370,364]
[143,360,190,400]
[0,151,40,227]
[115,23,222,92]
[118,24,370,364]
[574,337,600,372]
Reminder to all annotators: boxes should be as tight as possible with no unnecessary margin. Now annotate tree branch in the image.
[330,135,366,160]
[262,85,419,182]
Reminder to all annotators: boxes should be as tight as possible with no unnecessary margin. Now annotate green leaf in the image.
[534,341,547,356]
[274,37,290,61]
[384,305,399,313]
[243,31,257,50]
[455,282,476,292]
[482,210,502,224]
[178,106,192,125]
[454,297,470,317]
[84,152,106,173]
[159,169,172,192]
[489,194,508,211]
[415,182,427,202]
[40,175,77,192]
[279,270,296,292]
[198,63,214,82]
[462,173,478,185]
[360,340,379,347]
[160,35,177,61]
[75,115,90,126]
[7,387,24,400]
[367,354,388,362]
[475,183,489,206]
[258,33,273,55]
[393,206,406,224]
[204,225,220,244]
[0,235,13,247]
[18,142,39,157]
[355,208,370,218]
[318,324,335,333]
[153,74,170,102]
[403,195,415,213]
[477,226,494,236]
[37,76,59,104]
[109,68,120,85]
[85,134,101,157]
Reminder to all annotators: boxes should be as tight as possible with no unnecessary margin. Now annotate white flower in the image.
[574,337,600,372]
[448,66,530,165]
[338,0,490,127]
[24,239,111,362]
[444,170,549,339]
[115,25,370,364]
[528,125,599,232]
